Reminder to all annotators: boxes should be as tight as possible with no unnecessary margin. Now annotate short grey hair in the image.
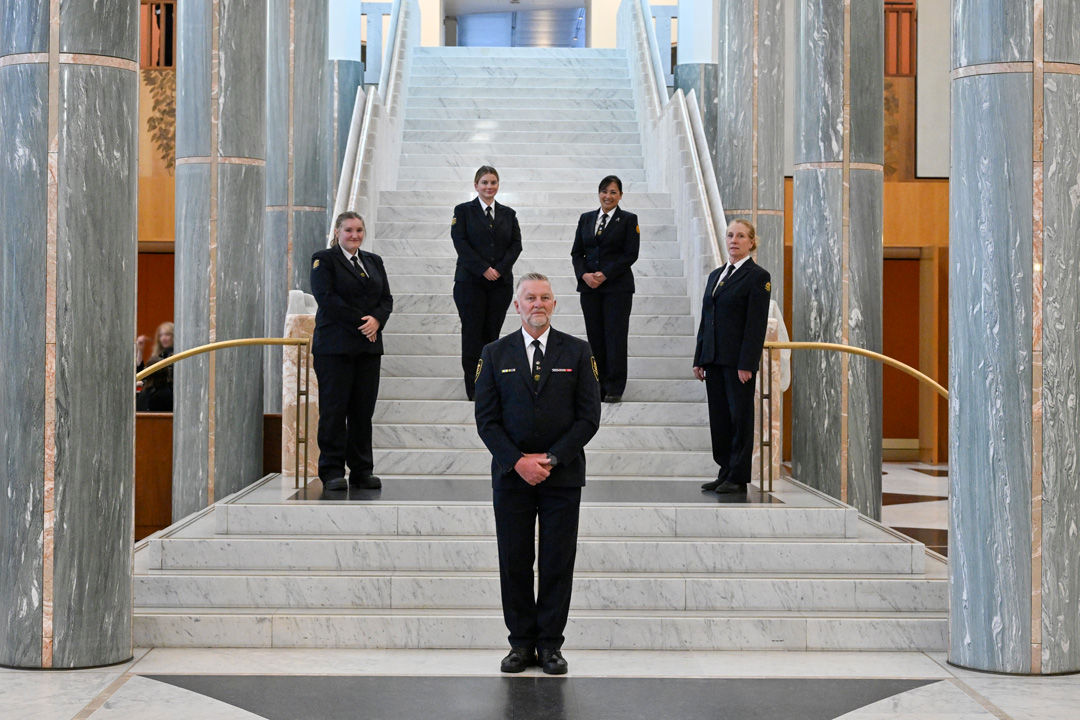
[515,272,551,295]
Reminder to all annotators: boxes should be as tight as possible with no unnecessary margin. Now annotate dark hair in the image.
[598,175,623,193]
[331,211,365,247]
[474,165,500,184]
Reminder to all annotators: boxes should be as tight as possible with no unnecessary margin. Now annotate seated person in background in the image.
[138,321,175,412]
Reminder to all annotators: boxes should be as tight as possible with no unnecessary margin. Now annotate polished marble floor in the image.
[4,649,1077,719]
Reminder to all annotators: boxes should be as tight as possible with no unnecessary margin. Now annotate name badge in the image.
[551,368,573,373]
[500,368,516,373]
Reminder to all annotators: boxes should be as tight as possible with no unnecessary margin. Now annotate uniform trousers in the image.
[579,291,632,396]
[314,353,381,480]
[454,280,513,397]
[704,363,757,485]
[493,484,581,651]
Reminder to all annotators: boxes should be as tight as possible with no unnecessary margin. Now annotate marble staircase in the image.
[133,46,947,651]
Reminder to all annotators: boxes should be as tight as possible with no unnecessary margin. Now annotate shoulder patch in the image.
[475,358,483,383]
[312,259,320,269]
[636,225,640,233]
[591,356,599,381]
[451,217,457,226]
[765,281,771,292]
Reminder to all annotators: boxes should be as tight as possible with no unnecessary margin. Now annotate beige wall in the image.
[418,0,444,47]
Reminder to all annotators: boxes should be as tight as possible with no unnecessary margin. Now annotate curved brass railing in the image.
[137,338,311,488]
[755,340,948,495]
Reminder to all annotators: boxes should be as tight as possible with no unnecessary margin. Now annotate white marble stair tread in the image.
[132,608,947,651]
[390,293,689,314]
[372,221,674,241]
[378,191,669,207]
[374,379,704,403]
[381,355,693,379]
[380,257,680,277]
[399,140,642,155]
[404,107,640,122]
[371,423,710,450]
[397,164,645,181]
[411,57,630,70]
[409,66,631,79]
[408,86,634,99]
[372,400,708,425]
[414,47,627,57]
[376,240,679,259]
[379,206,671,223]
[384,313,693,336]
[402,118,639,133]
[382,276,687,296]
[397,151,643,167]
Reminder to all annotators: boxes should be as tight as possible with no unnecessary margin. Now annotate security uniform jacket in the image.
[310,247,394,355]
[694,258,771,371]
[474,328,602,489]
[451,199,523,286]
[570,207,640,294]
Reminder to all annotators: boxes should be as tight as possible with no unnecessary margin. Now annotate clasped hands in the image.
[514,453,553,485]
[359,315,380,342]
[582,271,606,289]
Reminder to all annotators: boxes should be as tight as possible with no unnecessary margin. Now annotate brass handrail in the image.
[764,341,949,399]
[137,338,311,488]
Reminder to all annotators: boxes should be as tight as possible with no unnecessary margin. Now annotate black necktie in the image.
[713,264,734,295]
[531,340,543,386]
[485,205,493,226]
[351,255,367,278]
[597,213,608,235]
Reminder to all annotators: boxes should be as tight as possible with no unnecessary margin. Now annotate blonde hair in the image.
[151,322,174,357]
[330,211,365,247]
[729,219,758,252]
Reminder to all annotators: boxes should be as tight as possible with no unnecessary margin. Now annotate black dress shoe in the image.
[602,394,622,403]
[321,477,347,492]
[349,474,382,490]
[539,649,568,675]
[714,480,748,494]
[701,472,729,490]
[500,647,536,673]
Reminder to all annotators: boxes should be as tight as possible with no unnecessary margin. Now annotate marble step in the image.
[132,607,947,651]
[381,333,696,356]
[147,533,924,575]
[401,129,641,145]
[380,355,692,379]
[379,191,667,208]
[414,48,627,58]
[404,107,639,122]
[134,571,944,613]
[213,501,856,540]
[398,152,643,168]
[410,57,630,70]
[409,86,634,99]
[385,180,653,193]
[376,240,679,259]
[378,205,665,225]
[402,118,639,133]
[373,221,675,242]
[390,293,690,315]
[399,140,642,157]
[372,400,709,426]
[374,378,703,403]
[370,424,709,451]
[397,165,646,182]
[409,66,630,80]
[385,313,694,336]
[368,449,710,476]
[406,97,636,111]
[379,256,683,279]
[407,77,632,90]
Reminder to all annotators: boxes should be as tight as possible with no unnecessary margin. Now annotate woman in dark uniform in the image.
[693,219,771,494]
[571,175,640,402]
[310,211,394,492]
[451,165,522,400]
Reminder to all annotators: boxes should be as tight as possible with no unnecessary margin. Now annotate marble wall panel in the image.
[59,0,139,60]
[1045,1,1080,63]
[0,62,48,669]
[175,0,211,158]
[265,0,290,205]
[791,167,843,499]
[327,60,363,219]
[794,0,844,164]
[846,168,883,520]
[173,164,212,519]
[293,210,326,294]
[1041,71,1080,674]
[849,0,883,165]
[952,0,1033,67]
[949,72,1033,674]
[755,213,784,310]
[0,0,49,53]
[756,0,784,212]
[52,63,137,667]
[218,0,267,160]
[674,63,718,172]
[264,209,287,414]
[215,163,265,499]
[293,0,329,208]
[715,0,752,211]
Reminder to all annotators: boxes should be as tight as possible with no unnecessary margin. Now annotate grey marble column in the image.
[174,0,267,520]
[791,0,883,520]
[715,0,784,305]
[0,0,138,669]
[674,63,719,169]
[265,0,329,413]
[950,0,1080,676]
[327,59,364,223]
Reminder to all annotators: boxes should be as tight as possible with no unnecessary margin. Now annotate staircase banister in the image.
[685,89,727,267]
[377,0,405,99]
[330,84,368,230]
[637,0,670,111]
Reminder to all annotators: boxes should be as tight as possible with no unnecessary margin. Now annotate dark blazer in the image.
[451,198,523,285]
[310,246,394,355]
[475,328,601,489]
[571,207,640,294]
[694,258,771,372]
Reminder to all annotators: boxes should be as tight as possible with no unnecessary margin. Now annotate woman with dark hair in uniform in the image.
[694,219,772,494]
[571,175,640,402]
[310,211,394,492]
[451,165,523,400]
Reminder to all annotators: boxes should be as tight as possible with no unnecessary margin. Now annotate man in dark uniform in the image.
[474,272,601,675]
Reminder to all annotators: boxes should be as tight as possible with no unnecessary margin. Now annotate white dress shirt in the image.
[594,206,617,235]
[340,244,367,274]
[478,196,495,220]
[522,326,551,367]
[713,255,750,295]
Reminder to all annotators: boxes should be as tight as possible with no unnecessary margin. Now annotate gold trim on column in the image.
[175,156,265,166]
[951,62,1034,79]
[267,205,326,212]
[0,53,49,66]
[57,54,138,71]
